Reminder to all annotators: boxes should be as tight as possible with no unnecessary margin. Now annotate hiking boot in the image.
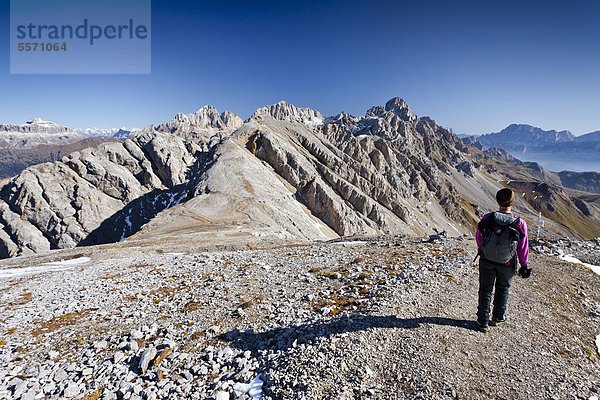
[490,317,505,326]
[477,322,489,333]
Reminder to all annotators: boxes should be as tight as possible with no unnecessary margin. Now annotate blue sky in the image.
[1,0,599,135]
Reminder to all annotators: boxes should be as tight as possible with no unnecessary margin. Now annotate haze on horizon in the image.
[1,0,599,136]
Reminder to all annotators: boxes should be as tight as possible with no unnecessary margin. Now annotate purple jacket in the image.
[476,212,529,267]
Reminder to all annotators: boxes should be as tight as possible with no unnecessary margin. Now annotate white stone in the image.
[214,391,229,400]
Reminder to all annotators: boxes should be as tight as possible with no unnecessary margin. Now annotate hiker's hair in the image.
[496,188,515,207]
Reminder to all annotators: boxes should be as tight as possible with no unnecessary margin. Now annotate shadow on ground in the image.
[220,314,478,352]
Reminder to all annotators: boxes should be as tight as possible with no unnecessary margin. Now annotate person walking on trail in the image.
[475,188,531,332]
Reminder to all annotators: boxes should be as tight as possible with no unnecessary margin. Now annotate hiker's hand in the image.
[518,266,532,279]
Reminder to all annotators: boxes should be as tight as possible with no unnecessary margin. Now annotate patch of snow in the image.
[596,335,600,357]
[44,257,91,266]
[331,241,367,246]
[446,222,460,233]
[233,375,264,399]
[559,254,600,276]
[162,190,186,210]
[120,214,133,241]
[0,257,91,279]
[305,118,323,128]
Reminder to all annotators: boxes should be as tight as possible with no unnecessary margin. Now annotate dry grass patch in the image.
[100,273,122,280]
[179,301,203,312]
[32,310,90,336]
[7,289,32,309]
[149,285,190,303]
[76,387,103,400]
[239,300,253,310]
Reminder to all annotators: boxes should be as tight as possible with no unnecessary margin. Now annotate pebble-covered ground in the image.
[0,235,599,400]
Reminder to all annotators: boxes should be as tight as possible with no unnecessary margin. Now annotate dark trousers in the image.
[477,258,516,325]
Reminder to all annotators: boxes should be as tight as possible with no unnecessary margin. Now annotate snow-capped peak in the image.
[72,127,140,138]
[0,118,71,134]
[26,117,62,127]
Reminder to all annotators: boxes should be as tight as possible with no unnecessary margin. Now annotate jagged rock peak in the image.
[365,97,417,122]
[323,111,357,125]
[154,105,243,134]
[0,118,71,134]
[249,101,325,126]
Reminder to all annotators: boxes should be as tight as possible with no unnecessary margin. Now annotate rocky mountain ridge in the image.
[0,137,118,181]
[151,106,243,134]
[0,98,599,259]
[250,101,324,127]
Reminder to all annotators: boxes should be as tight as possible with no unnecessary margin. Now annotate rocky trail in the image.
[0,236,598,399]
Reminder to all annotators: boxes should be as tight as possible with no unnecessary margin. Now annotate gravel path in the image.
[0,236,598,399]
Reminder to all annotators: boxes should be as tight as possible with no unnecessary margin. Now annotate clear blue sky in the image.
[1,0,599,135]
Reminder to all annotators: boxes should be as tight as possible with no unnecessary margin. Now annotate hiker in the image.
[475,188,531,332]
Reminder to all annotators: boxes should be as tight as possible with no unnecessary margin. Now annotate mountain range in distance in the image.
[0,119,139,178]
[0,118,139,145]
[463,124,600,173]
[2,114,599,181]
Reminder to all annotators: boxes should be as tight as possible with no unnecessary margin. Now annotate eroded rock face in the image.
[135,135,338,244]
[143,106,243,154]
[0,201,49,257]
[0,130,197,258]
[246,124,379,236]
[134,132,196,188]
[574,199,591,216]
[250,101,324,127]
[243,101,470,236]
[154,106,243,134]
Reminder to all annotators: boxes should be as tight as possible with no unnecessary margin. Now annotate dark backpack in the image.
[478,212,523,265]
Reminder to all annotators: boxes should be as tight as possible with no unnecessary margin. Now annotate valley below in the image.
[495,150,600,174]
